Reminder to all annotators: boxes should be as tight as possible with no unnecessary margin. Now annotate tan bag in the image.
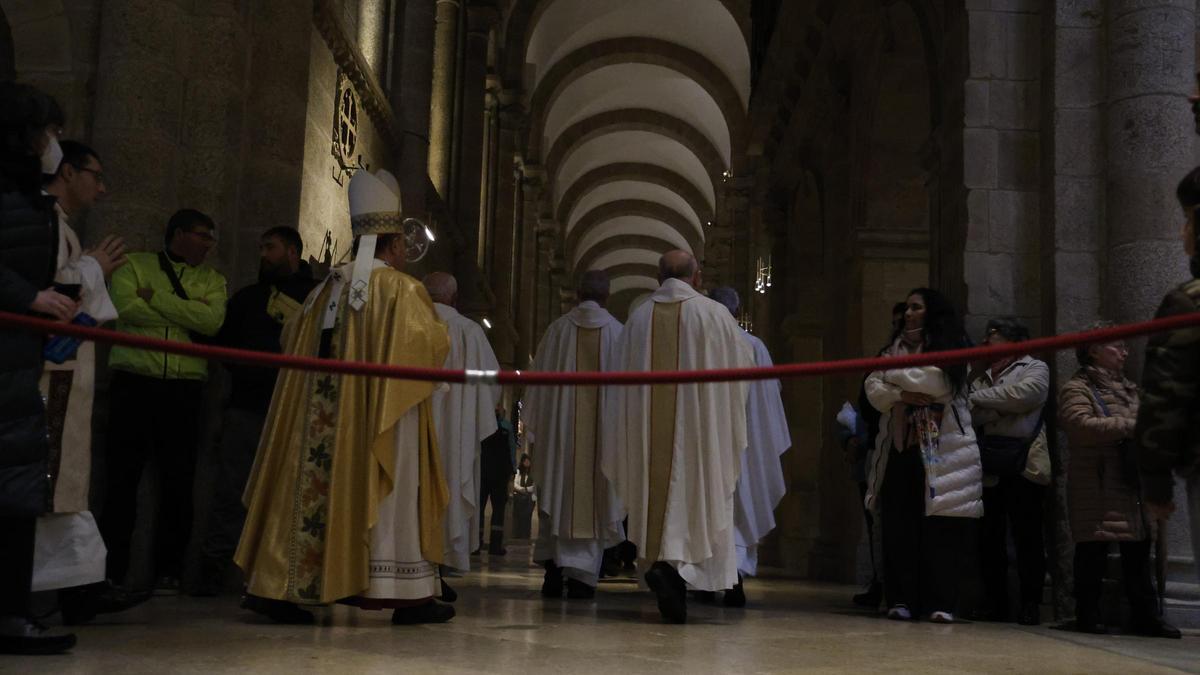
[1021,427,1052,486]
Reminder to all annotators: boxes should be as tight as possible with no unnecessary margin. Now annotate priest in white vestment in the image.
[35,141,150,623]
[422,271,500,600]
[236,169,454,625]
[709,287,791,607]
[525,270,625,599]
[602,251,755,623]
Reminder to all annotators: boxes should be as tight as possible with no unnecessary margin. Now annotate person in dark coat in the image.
[0,81,78,655]
[479,405,514,555]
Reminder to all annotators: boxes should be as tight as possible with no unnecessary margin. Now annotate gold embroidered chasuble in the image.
[235,266,450,604]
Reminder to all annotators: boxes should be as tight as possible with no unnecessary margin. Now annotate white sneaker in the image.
[887,604,912,621]
[930,611,954,624]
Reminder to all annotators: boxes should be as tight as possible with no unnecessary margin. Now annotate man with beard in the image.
[193,227,317,596]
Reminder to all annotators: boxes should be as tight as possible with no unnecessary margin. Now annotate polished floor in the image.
[4,544,1198,674]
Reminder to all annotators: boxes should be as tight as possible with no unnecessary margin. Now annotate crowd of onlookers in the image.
[839,171,1200,635]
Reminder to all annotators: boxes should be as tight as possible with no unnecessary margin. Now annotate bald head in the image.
[658,250,700,288]
[578,270,610,306]
[709,286,739,317]
[422,272,458,305]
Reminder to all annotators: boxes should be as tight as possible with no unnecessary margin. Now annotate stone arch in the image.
[545,108,724,197]
[566,199,703,261]
[574,233,676,278]
[608,287,654,322]
[526,38,746,161]
[501,0,750,85]
[556,162,715,225]
[609,274,658,296]
[602,262,658,280]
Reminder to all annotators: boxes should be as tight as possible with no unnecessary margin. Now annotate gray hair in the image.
[578,270,610,303]
[421,271,458,304]
[709,286,739,317]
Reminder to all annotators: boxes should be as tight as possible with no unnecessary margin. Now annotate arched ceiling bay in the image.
[519,0,749,282]
[572,216,692,267]
[566,181,703,237]
[554,131,714,210]
[543,64,732,164]
[525,0,749,106]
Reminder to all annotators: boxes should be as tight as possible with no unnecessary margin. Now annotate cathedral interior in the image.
[3,0,1199,670]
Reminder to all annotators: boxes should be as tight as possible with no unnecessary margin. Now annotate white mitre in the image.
[348,169,403,310]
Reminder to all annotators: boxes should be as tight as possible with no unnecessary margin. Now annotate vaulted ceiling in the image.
[508,0,750,310]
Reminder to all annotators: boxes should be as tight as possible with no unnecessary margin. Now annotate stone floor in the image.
[4,544,1198,674]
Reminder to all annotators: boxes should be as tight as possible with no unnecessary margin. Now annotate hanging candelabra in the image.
[737,308,754,333]
[754,254,772,294]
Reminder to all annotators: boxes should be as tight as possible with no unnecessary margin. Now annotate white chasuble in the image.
[34,209,117,590]
[526,302,624,582]
[733,332,791,577]
[430,303,500,572]
[602,279,755,592]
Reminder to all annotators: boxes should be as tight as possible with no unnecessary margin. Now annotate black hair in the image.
[58,140,100,173]
[0,81,65,196]
[892,301,908,316]
[263,226,303,255]
[907,287,971,394]
[165,208,215,245]
[985,316,1031,343]
[1176,166,1200,209]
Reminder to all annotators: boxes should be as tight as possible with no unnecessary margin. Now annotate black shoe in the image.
[61,581,153,625]
[1017,602,1040,626]
[644,562,687,624]
[566,578,596,600]
[241,594,315,624]
[541,561,564,598]
[439,579,458,603]
[0,617,76,655]
[1130,617,1182,639]
[724,576,746,608]
[852,580,883,608]
[391,600,455,625]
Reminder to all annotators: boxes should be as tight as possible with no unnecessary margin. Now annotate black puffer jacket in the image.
[0,179,58,517]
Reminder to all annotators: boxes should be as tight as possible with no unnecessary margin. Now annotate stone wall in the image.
[962,1,1043,339]
[296,26,395,266]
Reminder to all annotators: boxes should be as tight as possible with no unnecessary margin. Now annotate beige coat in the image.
[1059,366,1146,543]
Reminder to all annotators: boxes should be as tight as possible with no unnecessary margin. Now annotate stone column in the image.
[428,0,460,198]
[487,97,525,367]
[479,84,499,270]
[90,0,191,252]
[393,0,436,219]
[1105,0,1194,347]
[452,6,496,314]
[515,169,545,369]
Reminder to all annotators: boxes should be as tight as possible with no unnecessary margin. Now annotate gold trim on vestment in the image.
[570,327,602,539]
[644,302,681,563]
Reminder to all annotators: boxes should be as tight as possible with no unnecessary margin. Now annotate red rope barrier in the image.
[3,309,1199,386]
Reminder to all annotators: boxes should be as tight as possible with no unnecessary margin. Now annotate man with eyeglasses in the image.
[100,208,227,596]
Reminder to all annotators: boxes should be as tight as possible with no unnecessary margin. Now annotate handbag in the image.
[1085,379,1141,489]
[978,414,1044,478]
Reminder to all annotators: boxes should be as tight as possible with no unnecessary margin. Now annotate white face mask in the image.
[40,133,63,175]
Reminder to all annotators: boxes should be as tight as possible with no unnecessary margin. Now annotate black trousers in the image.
[1073,539,1158,622]
[479,479,508,545]
[0,517,35,617]
[199,408,266,566]
[100,371,203,584]
[881,445,971,615]
[980,476,1047,612]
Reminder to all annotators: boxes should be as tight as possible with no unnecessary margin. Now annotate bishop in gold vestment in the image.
[235,169,454,625]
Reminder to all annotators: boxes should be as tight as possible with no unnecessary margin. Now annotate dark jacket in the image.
[217,264,318,413]
[1060,366,1145,543]
[0,181,59,517]
[1134,274,1200,504]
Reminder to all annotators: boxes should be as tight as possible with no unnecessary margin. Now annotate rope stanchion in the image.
[2,310,1199,386]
